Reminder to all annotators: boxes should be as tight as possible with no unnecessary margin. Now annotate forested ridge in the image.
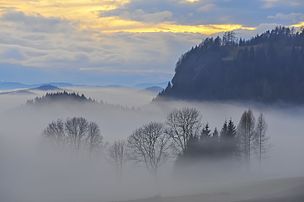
[157,27,304,103]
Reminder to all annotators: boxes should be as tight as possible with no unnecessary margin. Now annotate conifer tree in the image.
[220,121,228,137]
[227,119,237,138]
[201,124,211,140]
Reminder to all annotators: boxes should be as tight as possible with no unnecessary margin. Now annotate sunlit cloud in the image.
[292,21,304,28]
[0,0,255,35]
[0,0,303,84]
[103,23,256,35]
[184,0,200,3]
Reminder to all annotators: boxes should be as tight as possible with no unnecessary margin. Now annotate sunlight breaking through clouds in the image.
[103,23,256,35]
[0,0,303,85]
[0,0,255,35]
[292,21,304,28]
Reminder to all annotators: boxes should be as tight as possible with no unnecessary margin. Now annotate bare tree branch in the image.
[127,122,170,175]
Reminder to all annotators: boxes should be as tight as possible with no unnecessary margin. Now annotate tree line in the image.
[27,91,96,105]
[43,108,268,177]
[157,27,304,103]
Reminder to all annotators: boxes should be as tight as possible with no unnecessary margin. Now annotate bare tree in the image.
[86,122,103,153]
[237,110,255,162]
[43,119,65,146]
[65,117,89,150]
[166,108,202,155]
[254,113,268,163]
[109,140,126,179]
[128,122,170,176]
[43,117,103,153]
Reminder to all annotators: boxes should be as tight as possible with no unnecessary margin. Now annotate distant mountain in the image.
[157,27,304,104]
[0,82,35,90]
[135,82,168,89]
[0,89,35,95]
[145,86,164,93]
[32,84,61,91]
[47,82,74,87]
[0,82,74,90]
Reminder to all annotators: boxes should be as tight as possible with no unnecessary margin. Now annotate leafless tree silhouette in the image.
[109,140,127,179]
[43,119,65,146]
[43,117,102,152]
[65,117,89,150]
[86,122,103,153]
[128,122,170,176]
[166,108,202,155]
[237,110,256,162]
[254,113,268,163]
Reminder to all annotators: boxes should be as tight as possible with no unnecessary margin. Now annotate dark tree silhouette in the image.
[43,117,102,152]
[86,122,103,153]
[27,91,95,105]
[237,110,256,162]
[254,113,268,163]
[201,124,211,140]
[109,140,127,179]
[127,122,170,175]
[220,121,228,137]
[165,108,202,155]
[157,27,304,104]
[226,119,237,138]
[65,117,89,150]
[43,119,65,146]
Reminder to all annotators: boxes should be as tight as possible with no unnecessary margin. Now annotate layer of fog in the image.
[0,87,304,202]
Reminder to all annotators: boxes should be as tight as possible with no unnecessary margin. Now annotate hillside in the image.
[26,91,95,105]
[157,27,304,103]
[32,84,60,91]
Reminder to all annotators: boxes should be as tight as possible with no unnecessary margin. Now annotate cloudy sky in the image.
[0,0,303,86]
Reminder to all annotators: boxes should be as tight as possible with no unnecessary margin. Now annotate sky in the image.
[0,0,303,86]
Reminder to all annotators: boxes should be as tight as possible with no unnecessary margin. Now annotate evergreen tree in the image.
[212,127,219,138]
[201,124,211,140]
[220,121,228,137]
[157,27,304,104]
[226,119,237,138]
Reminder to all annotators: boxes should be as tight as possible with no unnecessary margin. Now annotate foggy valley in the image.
[1,1,304,201]
[0,86,304,202]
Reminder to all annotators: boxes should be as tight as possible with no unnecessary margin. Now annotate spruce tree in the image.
[227,119,237,138]
[201,124,211,140]
[212,127,219,138]
[220,121,228,137]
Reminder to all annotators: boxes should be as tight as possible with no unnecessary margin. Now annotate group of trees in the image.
[43,108,268,177]
[158,27,304,103]
[27,91,95,105]
[165,108,268,165]
[43,117,102,152]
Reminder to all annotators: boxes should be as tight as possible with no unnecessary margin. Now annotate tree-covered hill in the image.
[26,91,95,105]
[157,27,304,103]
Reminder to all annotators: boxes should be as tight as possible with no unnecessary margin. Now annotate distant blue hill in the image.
[32,84,61,91]
[134,82,168,89]
[0,82,74,90]
[145,86,164,93]
[0,82,36,90]
[0,89,36,95]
